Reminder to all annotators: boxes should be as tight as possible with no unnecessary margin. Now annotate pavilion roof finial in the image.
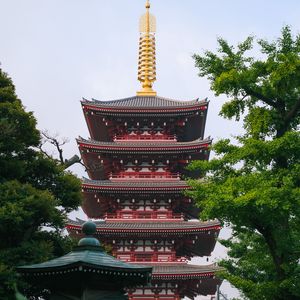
[137,0,157,96]
[78,221,101,248]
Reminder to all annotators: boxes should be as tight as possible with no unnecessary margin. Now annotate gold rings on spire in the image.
[137,0,157,96]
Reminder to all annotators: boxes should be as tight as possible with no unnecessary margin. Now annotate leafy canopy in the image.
[190,26,300,300]
[0,68,82,299]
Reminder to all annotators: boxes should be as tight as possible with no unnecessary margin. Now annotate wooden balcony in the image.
[104,211,184,220]
[114,133,177,141]
[116,252,184,263]
[110,172,180,181]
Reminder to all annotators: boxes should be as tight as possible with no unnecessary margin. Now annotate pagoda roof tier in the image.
[82,178,190,193]
[147,263,222,299]
[78,137,211,154]
[81,194,200,220]
[67,219,220,257]
[82,96,208,115]
[81,190,200,220]
[79,138,210,180]
[150,263,221,280]
[82,97,208,142]
[67,219,220,235]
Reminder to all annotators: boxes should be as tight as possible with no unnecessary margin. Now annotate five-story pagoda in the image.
[68,1,221,299]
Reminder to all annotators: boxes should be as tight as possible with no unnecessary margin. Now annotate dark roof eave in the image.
[66,219,221,233]
[17,247,153,278]
[80,96,208,113]
[77,137,212,151]
[18,261,152,275]
[81,179,191,191]
[150,263,223,279]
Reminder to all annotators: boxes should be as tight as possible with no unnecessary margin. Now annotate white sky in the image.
[1,0,300,298]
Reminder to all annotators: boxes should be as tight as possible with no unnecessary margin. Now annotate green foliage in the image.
[191,26,300,300]
[0,68,82,299]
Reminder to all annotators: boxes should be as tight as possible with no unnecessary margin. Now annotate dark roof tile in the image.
[78,137,211,149]
[82,96,207,108]
[151,263,220,275]
[68,218,220,231]
[82,178,190,189]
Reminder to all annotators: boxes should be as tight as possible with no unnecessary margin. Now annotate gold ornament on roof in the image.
[137,0,157,96]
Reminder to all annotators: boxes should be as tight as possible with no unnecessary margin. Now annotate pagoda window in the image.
[117,255,130,262]
[135,254,152,262]
[133,289,144,295]
[143,289,152,294]
[157,248,164,252]
[157,255,173,262]
[157,207,166,211]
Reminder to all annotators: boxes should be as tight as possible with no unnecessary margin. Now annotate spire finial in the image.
[145,0,150,9]
[137,0,157,96]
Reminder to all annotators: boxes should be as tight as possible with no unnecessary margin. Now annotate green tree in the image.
[0,68,82,299]
[190,26,300,300]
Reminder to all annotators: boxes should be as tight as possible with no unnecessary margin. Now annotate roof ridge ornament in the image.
[137,0,157,96]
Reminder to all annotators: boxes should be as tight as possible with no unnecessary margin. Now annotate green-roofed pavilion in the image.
[17,221,152,300]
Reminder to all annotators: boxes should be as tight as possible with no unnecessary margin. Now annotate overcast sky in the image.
[1,0,300,298]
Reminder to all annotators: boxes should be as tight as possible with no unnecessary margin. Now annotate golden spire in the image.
[137,0,157,96]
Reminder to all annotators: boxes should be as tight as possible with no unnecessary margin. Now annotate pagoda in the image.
[68,1,222,299]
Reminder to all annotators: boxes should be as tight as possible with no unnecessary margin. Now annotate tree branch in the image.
[244,88,278,108]
[285,97,300,124]
[38,142,52,160]
[41,131,66,165]
[39,131,85,169]
[64,155,86,169]
[251,217,285,280]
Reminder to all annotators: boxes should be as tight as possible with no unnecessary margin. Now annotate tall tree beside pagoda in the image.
[190,26,300,300]
[0,67,82,299]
